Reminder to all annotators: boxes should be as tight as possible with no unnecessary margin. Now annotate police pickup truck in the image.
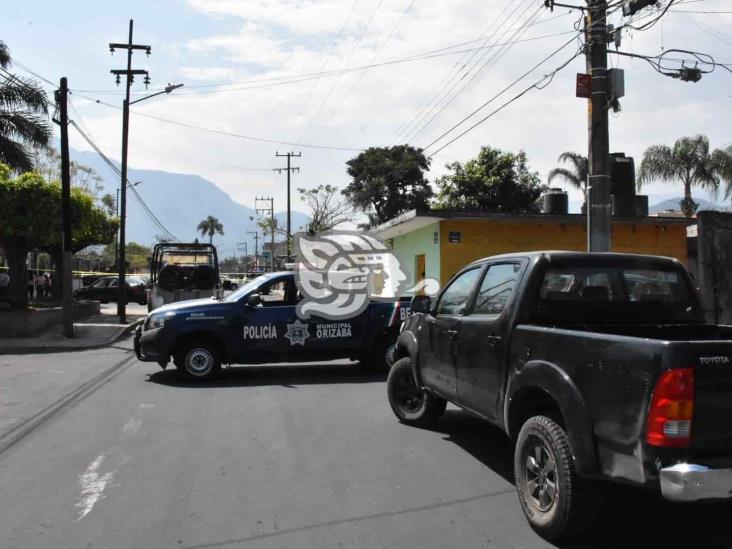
[134,271,410,378]
[389,251,732,540]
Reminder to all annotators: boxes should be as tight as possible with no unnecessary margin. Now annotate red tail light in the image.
[646,368,694,448]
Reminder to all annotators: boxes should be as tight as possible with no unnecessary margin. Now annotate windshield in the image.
[223,274,273,302]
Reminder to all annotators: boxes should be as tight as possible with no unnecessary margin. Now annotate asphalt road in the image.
[1,340,731,549]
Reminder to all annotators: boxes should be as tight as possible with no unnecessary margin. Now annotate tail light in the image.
[646,368,694,448]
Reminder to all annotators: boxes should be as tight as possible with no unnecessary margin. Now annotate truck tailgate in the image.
[682,340,732,453]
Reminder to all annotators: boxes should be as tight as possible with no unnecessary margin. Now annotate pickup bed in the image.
[388,251,732,540]
[135,271,409,378]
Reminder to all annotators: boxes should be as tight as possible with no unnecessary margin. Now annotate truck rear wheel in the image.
[514,415,600,540]
[387,358,446,427]
[174,339,221,380]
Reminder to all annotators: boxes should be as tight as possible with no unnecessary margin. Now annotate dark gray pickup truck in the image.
[388,251,732,540]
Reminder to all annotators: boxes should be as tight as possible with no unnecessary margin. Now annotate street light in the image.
[116,83,183,323]
[129,83,184,106]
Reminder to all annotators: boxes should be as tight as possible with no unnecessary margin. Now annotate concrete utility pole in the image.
[56,77,74,338]
[247,231,259,271]
[586,0,611,252]
[109,19,151,323]
[274,152,301,259]
[256,196,275,272]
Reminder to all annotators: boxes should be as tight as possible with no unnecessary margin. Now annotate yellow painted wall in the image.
[439,219,688,283]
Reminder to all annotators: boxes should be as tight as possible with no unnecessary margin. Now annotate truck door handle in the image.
[486,335,502,346]
[447,329,458,340]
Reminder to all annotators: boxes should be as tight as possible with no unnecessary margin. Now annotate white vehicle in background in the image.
[146,243,222,312]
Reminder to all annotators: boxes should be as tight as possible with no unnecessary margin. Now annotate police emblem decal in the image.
[284,319,310,346]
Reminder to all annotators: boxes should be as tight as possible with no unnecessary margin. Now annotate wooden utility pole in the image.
[586,0,611,252]
[274,152,301,259]
[247,231,259,271]
[57,77,74,338]
[109,19,151,323]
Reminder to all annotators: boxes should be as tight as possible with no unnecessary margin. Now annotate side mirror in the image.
[411,295,431,314]
[246,293,262,307]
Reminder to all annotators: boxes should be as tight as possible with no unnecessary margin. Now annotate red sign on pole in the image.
[576,73,591,98]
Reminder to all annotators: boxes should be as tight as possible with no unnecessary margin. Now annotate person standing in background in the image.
[28,271,35,298]
[36,272,46,299]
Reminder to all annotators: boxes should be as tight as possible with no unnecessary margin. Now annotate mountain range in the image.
[71,149,308,257]
[648,197,729,214]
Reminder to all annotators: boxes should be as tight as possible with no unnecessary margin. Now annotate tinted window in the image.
[532,263,701,325]
[623,270,687,302]
[540,267,687,303]
[473,263,520,315]
[436,268,481,315]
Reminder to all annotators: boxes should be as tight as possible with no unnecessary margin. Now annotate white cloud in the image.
[68,0,732,218]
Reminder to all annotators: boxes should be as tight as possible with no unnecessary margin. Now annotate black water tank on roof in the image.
[609,153,636,196]
[611,194,636,217]
[634,195,649,217]
[542,188,569,214]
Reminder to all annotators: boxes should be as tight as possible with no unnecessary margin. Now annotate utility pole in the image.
[56,77,74,338]
[247,231,259,271]
[274,152,301,259]
[586,0,611,252]
[109,19,151,324]
[237,242,248,270]
[256,196,275,272]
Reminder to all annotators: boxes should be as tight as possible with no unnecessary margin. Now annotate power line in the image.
[407,3,547,145]
[69,90,365,152]
[425,49,583,157]
[293,0,361,142]
[302,0,386,142]
[390,0,529,145]
[68,119,178,241]
[423,34,582,152]
[324,0,417,125]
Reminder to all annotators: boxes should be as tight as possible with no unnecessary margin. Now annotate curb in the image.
[0,318,144,355]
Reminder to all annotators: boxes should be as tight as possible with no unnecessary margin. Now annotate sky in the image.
[3,0,732,223]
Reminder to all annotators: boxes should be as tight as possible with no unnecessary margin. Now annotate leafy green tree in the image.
[638,135,732,217]
[0,164,116,308]
[548,152,588,190]
[298,184,353,234]
[435,146,545,212]
[101,193,116,216]
[0,42,52,172]
[343,145,433,227]
[197,215,224,243]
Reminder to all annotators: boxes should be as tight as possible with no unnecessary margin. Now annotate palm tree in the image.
[197,215,224,243]
[638,135,732,218]
[547,152,588,190]
[0,41,52,172]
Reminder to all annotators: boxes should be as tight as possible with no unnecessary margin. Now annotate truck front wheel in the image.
[514,415,600,540]
[387,358,446,427]
[174,339,221,380]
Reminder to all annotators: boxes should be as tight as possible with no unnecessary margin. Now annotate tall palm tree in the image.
[638,135,732,218]
[197,215,224,243]
[0,41,52,172]
[547,152,588,190]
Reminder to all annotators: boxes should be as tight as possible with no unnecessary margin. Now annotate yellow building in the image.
[374,209,691,287]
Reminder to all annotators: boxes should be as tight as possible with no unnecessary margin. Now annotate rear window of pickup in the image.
[530,265,703,324]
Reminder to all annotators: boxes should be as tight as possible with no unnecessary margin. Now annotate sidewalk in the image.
[0,304,146,354]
